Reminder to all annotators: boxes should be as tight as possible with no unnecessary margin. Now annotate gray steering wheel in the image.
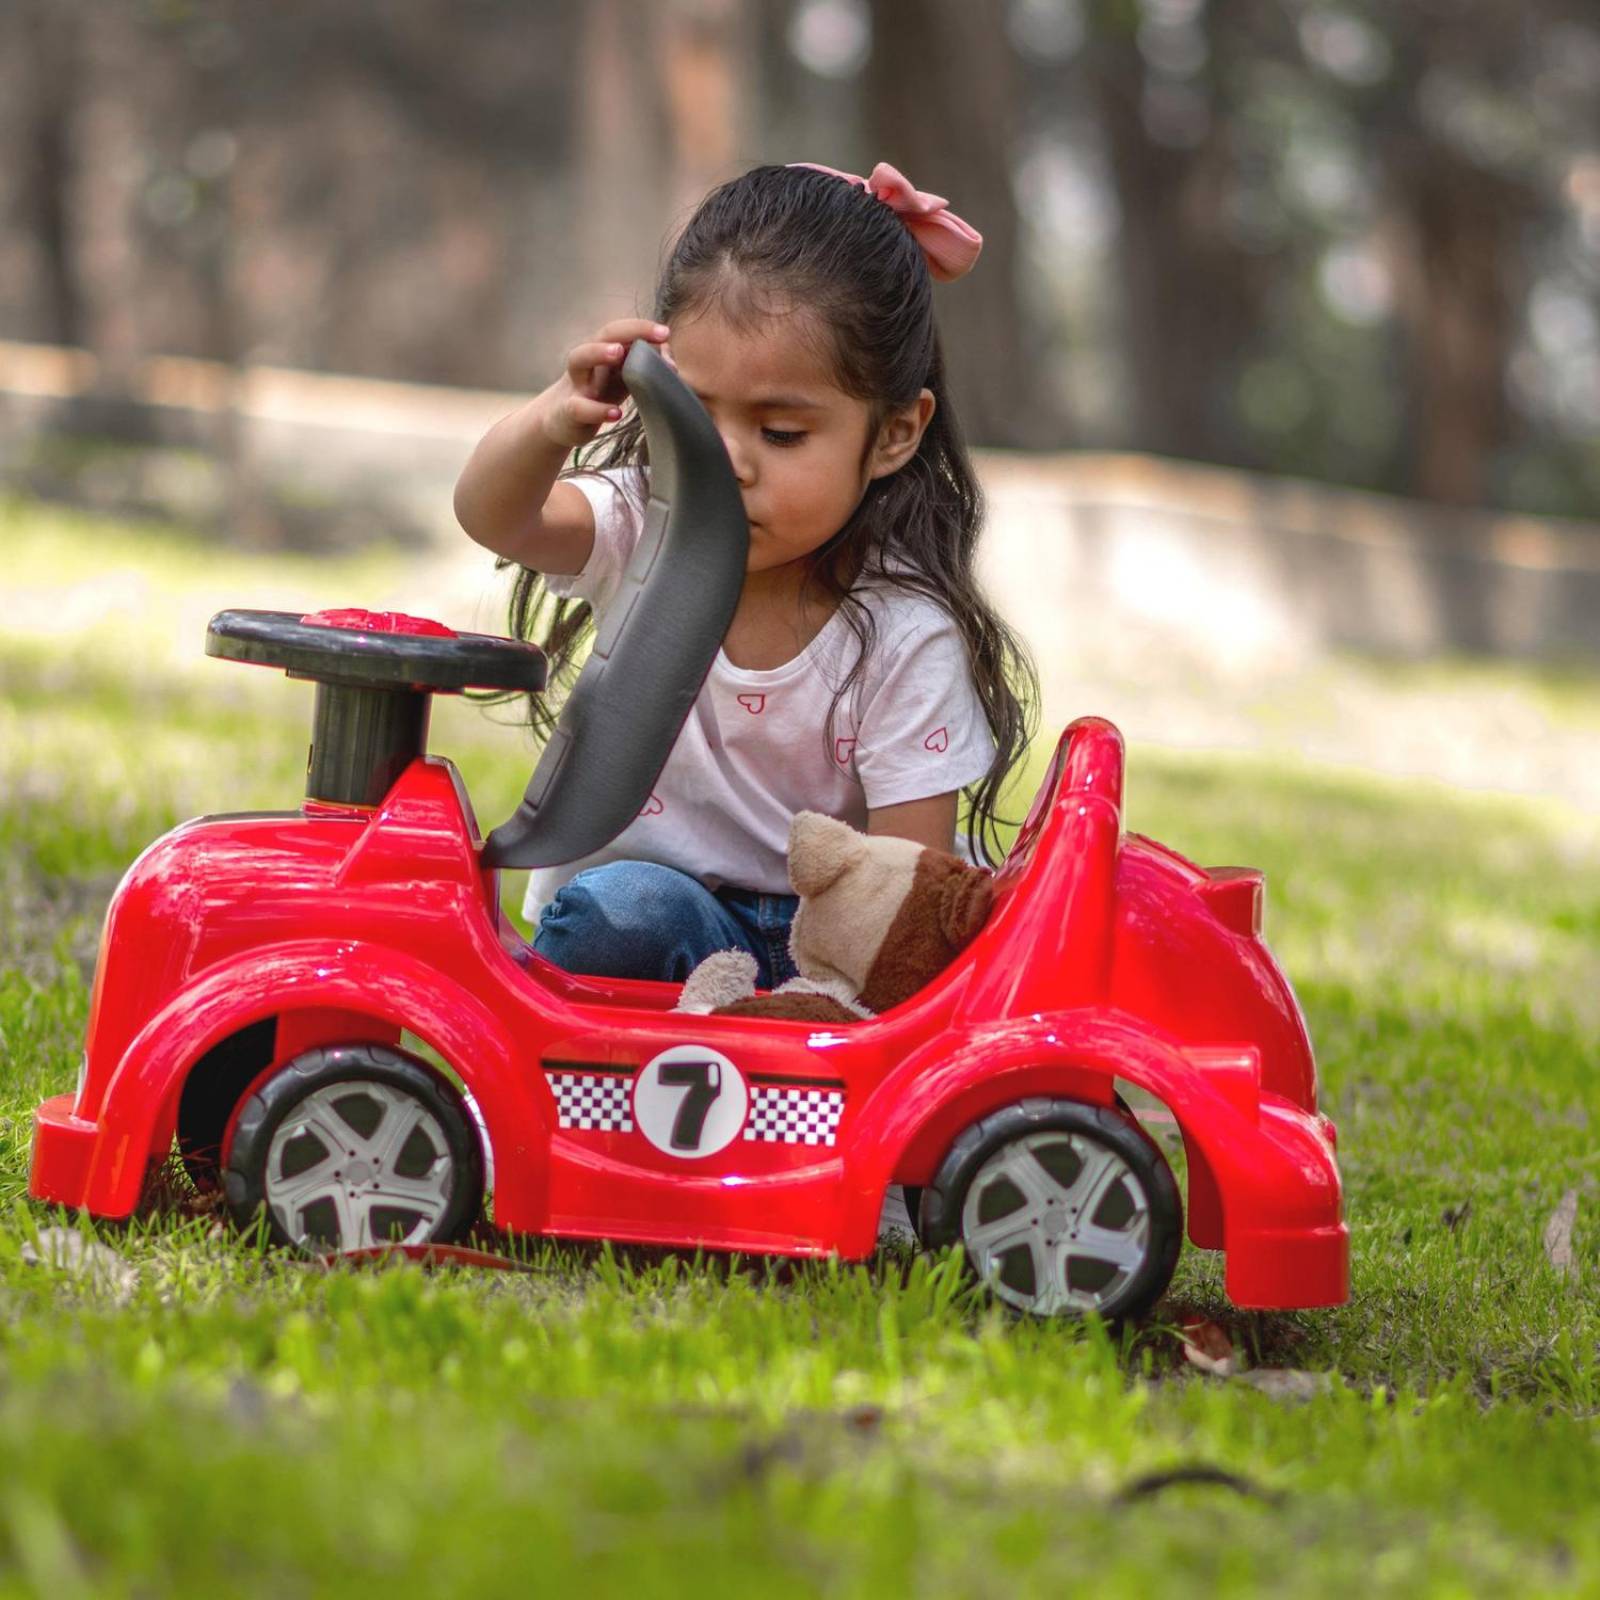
[482,341,748,869]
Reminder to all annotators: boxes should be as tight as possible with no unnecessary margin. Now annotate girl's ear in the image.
[867,389,936,480]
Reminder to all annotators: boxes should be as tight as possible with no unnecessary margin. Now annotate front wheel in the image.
[918,1097,1182,1321]
[223,1044,484,1255]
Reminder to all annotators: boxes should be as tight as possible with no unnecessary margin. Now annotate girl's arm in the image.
[868,791,959,853]
[453,318,669,572]
[453,406,594,573]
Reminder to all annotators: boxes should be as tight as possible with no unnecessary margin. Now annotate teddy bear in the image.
[676,811,997,1024]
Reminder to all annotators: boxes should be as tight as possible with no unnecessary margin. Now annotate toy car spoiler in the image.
[482,341,749,869]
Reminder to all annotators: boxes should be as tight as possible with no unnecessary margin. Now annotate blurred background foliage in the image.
[0,0,1597,518]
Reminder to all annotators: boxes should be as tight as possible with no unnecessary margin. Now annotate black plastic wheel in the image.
[918,1096,1182,1321]
[223,1044,484,1255]
[206,611,547,694]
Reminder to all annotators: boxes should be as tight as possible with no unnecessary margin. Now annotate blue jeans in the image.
[532,860,800,988]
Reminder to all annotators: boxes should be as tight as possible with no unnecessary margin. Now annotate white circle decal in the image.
[633,1045,748,1159]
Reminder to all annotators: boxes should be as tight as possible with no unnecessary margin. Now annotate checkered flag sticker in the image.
[547,1070,634,1133]
[744,1085,846,1147]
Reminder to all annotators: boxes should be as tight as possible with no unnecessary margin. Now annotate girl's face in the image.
[668,303,933,578]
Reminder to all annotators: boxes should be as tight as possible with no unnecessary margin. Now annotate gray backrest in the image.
[483,341,748,869]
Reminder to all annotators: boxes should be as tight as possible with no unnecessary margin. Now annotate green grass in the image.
[1,497,1597,1596]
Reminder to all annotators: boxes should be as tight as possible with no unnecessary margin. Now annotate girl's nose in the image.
[719,428,756,487]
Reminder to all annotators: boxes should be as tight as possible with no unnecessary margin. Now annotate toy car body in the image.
[28,346,1347,1318]
[32,713,1347,1310]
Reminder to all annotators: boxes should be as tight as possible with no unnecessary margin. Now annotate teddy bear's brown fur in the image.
[675,812,997,1023]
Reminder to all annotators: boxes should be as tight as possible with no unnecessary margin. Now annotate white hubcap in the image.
[961,1130,1152,1315]
[264,1081,454,1251]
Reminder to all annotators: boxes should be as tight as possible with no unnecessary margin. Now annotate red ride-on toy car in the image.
[29,345,1348,1321]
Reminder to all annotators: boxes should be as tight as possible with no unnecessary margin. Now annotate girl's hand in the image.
[538,318,671,448]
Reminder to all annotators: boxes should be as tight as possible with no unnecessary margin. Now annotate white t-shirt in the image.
[521,468,996,922]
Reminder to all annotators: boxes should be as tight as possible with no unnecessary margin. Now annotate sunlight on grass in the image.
[2,497,1597,1596]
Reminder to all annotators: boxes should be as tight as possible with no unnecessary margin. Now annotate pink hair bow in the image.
[789,160,983,283]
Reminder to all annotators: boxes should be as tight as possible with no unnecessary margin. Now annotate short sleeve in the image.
[543,468,648,616]
[853,607,996,810]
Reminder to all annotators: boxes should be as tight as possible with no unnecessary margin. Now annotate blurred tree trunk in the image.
[186,17,265,544]
[1084,0,1274,468]
[575,1,674,324]
[1383,146,1525,506]
[753,0,864,165]
[14,0,82,346]
[116,3,269,540]
[1330,1,1551,506]
[863,0,1059,448]
[662,0,753,212]
[1371,12,1534,509]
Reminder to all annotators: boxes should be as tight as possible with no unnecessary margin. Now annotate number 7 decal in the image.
[657,1059,721,1150]
[634,1046,749,1158]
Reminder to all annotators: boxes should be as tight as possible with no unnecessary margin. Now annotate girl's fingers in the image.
[569,326,667,370]
[568,324,669,392]
[563,394,624,438]
[567,341,625,386]
[570,393,622,422]
[593,318,671,346]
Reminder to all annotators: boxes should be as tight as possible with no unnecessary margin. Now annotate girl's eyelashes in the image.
[761,427,807,447]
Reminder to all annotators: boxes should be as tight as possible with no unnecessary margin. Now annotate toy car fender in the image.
[842,1008,1342,1309]
[33,939,540,1219]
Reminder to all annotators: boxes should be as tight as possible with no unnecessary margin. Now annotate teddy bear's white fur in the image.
[674,811,995,1021]
[675,949,873,1019]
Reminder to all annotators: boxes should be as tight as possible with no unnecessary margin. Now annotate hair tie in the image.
[788,160,983,283]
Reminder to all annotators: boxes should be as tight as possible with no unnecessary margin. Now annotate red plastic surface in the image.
[300,608,457,637]
[30,713,1348,1310]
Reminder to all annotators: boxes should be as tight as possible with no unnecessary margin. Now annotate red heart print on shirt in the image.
[736,693,766,714]
[834,736,857,767]
[639,794,664,816]
[924,726,950,753]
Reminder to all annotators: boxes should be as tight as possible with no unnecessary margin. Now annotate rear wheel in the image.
[223,1044,483,1255]
[919,1097,1181,1321]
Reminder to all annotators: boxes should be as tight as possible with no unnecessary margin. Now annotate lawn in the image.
[1,497,1597,1597]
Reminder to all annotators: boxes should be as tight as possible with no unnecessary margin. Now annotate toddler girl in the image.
[454,161,1035,988]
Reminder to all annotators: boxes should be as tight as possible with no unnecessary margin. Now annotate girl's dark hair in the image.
[505,163,1037,865]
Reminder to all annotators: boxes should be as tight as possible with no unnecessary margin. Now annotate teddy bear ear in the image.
[788,811,870,897]
[938,866,997,949]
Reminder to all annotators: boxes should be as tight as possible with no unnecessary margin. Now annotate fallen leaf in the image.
[310,1242,537,1274]
[21,1227,140,1302]
[1233,1368,1333,1402]
[1179,1317,1236,1376]
[1543,1189,1579,1280]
